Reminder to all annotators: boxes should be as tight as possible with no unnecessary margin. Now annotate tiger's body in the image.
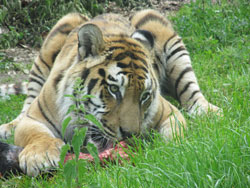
[0,10,220,176]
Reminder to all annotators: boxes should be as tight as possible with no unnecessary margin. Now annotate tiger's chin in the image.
[97,141,114,153]
[85,137,115,153]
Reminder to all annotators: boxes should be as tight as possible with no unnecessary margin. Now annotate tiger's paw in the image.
[18,138,64,176]
[0,123,14,139]
[188,99,223,117]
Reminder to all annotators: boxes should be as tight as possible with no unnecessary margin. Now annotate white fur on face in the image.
[107,64,127,98]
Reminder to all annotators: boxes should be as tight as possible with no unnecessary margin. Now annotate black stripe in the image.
[188,90,200,100]
[153,63,160,75]
[103,125,116,138]
[140,66,148,73]
[168,38,182,52]
[81,69,90,81]
[27,114,39,122]
[108,46,125,51]
[39,55,51,70]
[169,65,176,75]
[95,111,108,115]
[112,40,139,48]
[132,49,146,56]
[178,81,195,99]
[188,98,199,111]
[105,53,113,61]
[49,23,72,38]
[58,24,73,34]
[121,77,125,86]
[155,102,165,129]
[118,71,131,75]
[164,33,177,52]
[53,73,63,89]
[87,78,98,94]
[101,79,107,86]
[88,98,101,108]
[173,53,189,62]
[99,89,104,99]
[117,62,129,68]
[108,75,117,82]
[175,67,193,97]
[28,87,38,92]
[102,122,116,135]
[98,68,106,78]
[114,52,130,61]
[28,95,37,99]
[137,76,145,80]
[30,70,45,82]
[135,13,168,29]
[117,61,148,74]
[29,77,44,87]
[34,62,43,76]
[37,99,61,136]
[116,91,122,103]
[52,50,60,63]
[134,30,154,48]
[167,46,186,60]
[155,54,163,65]
[114,51,148,67]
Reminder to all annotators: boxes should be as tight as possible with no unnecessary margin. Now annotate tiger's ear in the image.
[78,24,105,60]
[131,30,154,50]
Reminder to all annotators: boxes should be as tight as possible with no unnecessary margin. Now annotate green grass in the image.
[0,0,250,187]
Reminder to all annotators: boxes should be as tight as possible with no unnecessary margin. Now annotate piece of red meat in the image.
[64,141,130,163]
[0,141,130,177]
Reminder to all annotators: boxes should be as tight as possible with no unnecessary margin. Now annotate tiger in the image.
[0,9,220,176]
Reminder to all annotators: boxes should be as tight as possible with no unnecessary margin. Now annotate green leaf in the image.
[81,94,95,99]
[77,159,88,181]
[72,127,87,159]
[62,116,72,138]
[64,94,74,98]
[85,114,103,132]
[63,159,76,188]
[59,144,70,168]
[87,142,100,164]
[67,104,76,114]
[79,104,86,113]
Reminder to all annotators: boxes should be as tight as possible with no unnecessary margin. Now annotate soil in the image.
[0,0,188,85]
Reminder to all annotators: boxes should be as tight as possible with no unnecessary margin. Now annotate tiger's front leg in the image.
[154,96,186,140]
[14,117,64,176]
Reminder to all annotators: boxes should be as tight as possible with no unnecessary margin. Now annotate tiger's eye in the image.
[141,92,150,102]
[109,85,119,93]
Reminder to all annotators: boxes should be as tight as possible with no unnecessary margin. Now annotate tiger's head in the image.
[60,24,160,151]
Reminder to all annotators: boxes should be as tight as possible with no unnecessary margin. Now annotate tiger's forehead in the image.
[102,37,152,89]
[104,36,150,62]
[106,63,152,90]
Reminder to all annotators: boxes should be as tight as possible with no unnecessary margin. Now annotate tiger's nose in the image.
[119,127,133,139]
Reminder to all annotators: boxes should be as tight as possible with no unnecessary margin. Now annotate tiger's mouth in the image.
[83,124,135,153]
[84,126,115,153]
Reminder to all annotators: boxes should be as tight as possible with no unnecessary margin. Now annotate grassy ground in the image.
[0,0,249,187]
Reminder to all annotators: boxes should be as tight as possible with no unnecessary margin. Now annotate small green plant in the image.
[59,78,102,187]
